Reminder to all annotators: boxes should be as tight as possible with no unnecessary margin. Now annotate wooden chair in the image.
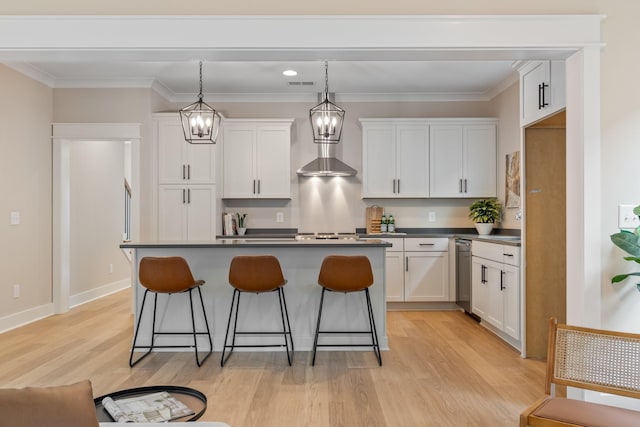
[520,318,640,427]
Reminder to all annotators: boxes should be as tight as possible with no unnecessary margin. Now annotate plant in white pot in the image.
[469,199,502,235]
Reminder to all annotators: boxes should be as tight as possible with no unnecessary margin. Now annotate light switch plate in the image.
[10,211,20,225]
[618,204,639,230]
[428,211,436,222]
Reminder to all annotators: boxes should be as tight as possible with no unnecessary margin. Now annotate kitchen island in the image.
[121,239,391,354]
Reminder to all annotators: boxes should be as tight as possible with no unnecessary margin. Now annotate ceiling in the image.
[8,60,519,103]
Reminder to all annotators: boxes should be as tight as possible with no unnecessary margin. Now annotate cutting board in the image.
[366,206,384,234]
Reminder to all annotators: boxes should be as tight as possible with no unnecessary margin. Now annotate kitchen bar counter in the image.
[121,239,391,354]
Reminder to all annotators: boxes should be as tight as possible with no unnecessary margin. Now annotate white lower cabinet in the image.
[471,241,521,341]
[158,185,216,241]
[385,237,450,302]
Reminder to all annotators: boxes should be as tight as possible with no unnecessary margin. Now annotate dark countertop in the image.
[121,239,392,249]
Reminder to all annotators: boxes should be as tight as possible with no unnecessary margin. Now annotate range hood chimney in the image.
[297,92,357,177]
[296,142,357,177]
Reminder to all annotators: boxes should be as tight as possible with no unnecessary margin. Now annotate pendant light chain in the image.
[324,60,329,100]
[198,61,204,101]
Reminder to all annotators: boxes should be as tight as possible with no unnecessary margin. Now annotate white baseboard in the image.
[0,303,55,333]
[0,278,131,333]
[70,278,131,308]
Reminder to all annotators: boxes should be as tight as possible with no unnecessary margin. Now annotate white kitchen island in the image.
[120,239,391,353]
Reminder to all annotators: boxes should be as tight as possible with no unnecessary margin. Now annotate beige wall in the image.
[69,141,129,295]
[490,82,522,230]
[0,65,53,318]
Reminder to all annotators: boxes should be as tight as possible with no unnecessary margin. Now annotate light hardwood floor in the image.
[0,289,545,426]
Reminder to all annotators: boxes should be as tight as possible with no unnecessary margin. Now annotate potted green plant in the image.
[469,199,502,235]
[236,213,248,236]
[610,205,640,291]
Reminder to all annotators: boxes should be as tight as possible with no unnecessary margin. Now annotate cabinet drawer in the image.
[384,238,404,252]
[502,246,520,266]
[472,241,521,266]
[404,238,448,252]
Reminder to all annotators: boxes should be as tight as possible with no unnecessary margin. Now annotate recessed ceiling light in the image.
[282,69,298,77]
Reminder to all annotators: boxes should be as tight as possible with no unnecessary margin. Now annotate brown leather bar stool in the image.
[312,255,382,366]
[129,256,212,367]
[221,255,294,366]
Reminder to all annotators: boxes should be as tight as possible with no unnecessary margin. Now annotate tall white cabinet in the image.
[361,120,429,198]
[429,120,497,198]
[153,113,217,241]
[222,119,293,199]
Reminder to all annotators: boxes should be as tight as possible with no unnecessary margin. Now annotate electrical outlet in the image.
[276,212,284,223]
[13,284,20,299]
[619,204,640,229]
[428,211,436,222]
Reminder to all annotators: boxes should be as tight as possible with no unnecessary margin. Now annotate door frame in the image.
[52,123,141,313]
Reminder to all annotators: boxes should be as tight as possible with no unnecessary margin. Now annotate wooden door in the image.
[524,111,566,358]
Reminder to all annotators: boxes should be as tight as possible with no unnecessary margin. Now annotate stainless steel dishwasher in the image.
[455,239,478,320]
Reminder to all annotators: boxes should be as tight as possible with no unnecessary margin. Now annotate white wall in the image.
[0,65,53,324]
[69,141,129,296]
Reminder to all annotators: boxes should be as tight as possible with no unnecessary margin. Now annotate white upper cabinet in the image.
[361,120,429,198]
[156,115,216,185]
[222,120,293,199]
[517,60,566,127]
[429,121,497,198]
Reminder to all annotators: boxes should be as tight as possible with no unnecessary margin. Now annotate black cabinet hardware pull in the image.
[188,188,191,204]
[405,256,408,272]
[419,243,435,246]
[182,188,185,204]
[258,180,261,194]
[182,165,186,180]
[500,270,505,291]
[504,253,514,257]
[187,164,191,180]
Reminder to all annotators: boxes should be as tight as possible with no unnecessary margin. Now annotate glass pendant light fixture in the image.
[309,61,345,144]
[179,61,221,144]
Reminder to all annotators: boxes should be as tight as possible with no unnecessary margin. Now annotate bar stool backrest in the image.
[318,255,373,292]
[139,256,198,293]
[229,255,286,292]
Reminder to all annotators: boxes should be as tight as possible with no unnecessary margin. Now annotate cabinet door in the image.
[255,126,291,198]
[463,125,496,197]
[471,257,489,318]
[485,259,505,331]
[185,143,216,184]
[385,251,404,302]
[502,263,520,340]
[396,125,429,197]
[404,252,449,302]
[158,186,187,240]
[429,125,463,197]
[222,126,256,198]
[158,119,187,184]
[362,125,396,197]
[520,61,549,126]
[185,185,216,241]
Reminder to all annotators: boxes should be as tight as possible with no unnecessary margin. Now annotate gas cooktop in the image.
[294,233,360,241]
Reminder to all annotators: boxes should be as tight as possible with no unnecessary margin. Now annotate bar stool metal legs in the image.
[220,287,294,367]
[130,256,212,367]
[129,286,212,367]
[312,287,382,366]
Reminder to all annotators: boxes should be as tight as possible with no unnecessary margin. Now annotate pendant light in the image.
[179,61,221,144]
[309,61,345,144]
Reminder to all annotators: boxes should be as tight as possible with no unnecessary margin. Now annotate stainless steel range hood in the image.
[297,91,357,177]
[296,142,357,177]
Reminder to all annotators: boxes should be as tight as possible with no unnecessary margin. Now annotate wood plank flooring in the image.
[0,289,546,426]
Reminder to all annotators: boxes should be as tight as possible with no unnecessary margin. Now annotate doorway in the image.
[52,123,141,313]
[524,111,567,358]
